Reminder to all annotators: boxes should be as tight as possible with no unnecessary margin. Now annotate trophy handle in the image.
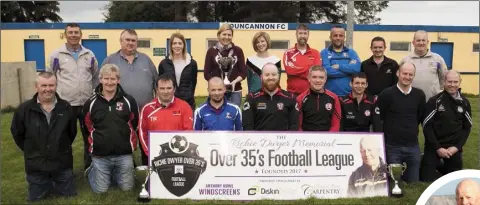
[401,162,407,174]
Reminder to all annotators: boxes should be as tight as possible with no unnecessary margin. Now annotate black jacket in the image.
[361,56,399,96]
[423,90,472,151]
[82,84,139,157]
[297,89,342,131]
[11,93,77,174]
[340,93,382,132]
[242,88,299,131]
[158,54,198,110]
[347,157,388,197]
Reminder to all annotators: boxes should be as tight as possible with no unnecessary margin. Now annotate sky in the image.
[433,177,480,196]
[57,1,479,26]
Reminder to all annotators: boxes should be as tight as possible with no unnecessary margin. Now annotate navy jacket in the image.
[193,97,242,131]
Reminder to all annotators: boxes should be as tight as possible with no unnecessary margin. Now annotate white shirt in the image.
[396,83,412,95]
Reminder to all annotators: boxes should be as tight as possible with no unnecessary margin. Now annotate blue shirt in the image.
[320,46,361,97]
[68,46,82,61]
[193,98,243,131]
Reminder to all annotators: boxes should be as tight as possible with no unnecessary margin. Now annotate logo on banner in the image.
[301,184,341,198]
[151,135,207,197]
[247,185,280,195]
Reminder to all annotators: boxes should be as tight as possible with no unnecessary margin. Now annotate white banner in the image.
[148,131,389,200]
[219,22,288,30]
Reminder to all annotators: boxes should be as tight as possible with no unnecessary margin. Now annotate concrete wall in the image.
[1,62,37,109]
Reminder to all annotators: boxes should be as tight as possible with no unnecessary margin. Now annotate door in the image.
[82,39,107,65]
[166,38,191,56]
[430,42,454,69]
[24,40,46,71]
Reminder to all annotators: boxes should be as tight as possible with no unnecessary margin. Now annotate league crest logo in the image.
[325,103,332,111]
[364,110,371,116]
[116,102,123,111]
[151,135,207,197]
[457,106,463,113]
[277,102,284,111]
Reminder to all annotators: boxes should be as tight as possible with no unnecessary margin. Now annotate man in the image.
[400,30,448,101]
[348,137,388,198]
[102,29,158,110]
[360,36,399,96]
[194,77,242,131]
[297,65,341,131]
[11,72,77,201]
[420,70,472,182]
[82,64,139,193]
[101,29,158,165]
[47,23,99,170]
[376,62,426,183]
[456,179,480,205]
[283,23,321,96]
[243,63,299,131]
[340,72,382,132]
[139,74,193,165]
[321,25,361,98]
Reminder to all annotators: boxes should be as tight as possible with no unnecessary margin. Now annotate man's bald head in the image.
[413,30,428,41]
[208,76,224,89]
[456,179,480,205]
[399,62,416,73]
[445,70,462,82]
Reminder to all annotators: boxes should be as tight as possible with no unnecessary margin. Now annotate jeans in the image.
[87,154,134,193]
[385,144,421,183]
[26,169,76,202]
[226,90,242,107]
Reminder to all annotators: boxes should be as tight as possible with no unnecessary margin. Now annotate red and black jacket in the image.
[242,88,299,131]
[296,89,341,131]
[82,84,139,157]
[339,93,382,132]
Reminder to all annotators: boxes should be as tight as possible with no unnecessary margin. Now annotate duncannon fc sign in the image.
[219,22,288,30]
[148,132,389,200]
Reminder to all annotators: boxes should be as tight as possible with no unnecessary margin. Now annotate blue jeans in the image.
[226,90,242,107]
[26,169,76,202]
[385,144,421,183]
[87,154,134,193]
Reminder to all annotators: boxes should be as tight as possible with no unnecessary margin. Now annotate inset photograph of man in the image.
[419,170,480,205]
[347,136,388,198]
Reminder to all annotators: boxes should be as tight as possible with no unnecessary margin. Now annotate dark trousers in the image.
[26,169,76,202]
[385,144,421,183]
[72,106,91,170]
[420,146,463,182]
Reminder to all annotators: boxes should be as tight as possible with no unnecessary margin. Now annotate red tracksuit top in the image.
[283,44,322,95]
[139,97,193,156]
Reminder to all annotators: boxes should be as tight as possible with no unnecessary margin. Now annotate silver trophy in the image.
[386,163,407,197]
[136,165,154,203]
[218,56,234,90]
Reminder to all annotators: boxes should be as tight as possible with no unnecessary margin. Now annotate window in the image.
[137,39,151,48]
[473,43,479,52]
[270,40,289,50]
[390,42,410,51]
[325,41,332,48]
[207,39,218,49]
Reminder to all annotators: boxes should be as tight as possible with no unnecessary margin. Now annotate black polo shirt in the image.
[361,56,399,96]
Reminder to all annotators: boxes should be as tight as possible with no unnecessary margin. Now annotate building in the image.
[1,22,478,96]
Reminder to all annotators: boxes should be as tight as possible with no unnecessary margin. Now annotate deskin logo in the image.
[151,135,207,197]
[248,185,280,195]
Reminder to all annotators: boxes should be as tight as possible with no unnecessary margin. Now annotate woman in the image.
[158,32,198,110]
[246,31,282,93]
[204,23,246,107]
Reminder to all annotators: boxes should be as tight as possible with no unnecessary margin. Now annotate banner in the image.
[148,131,389,200]
[219,22,288,30]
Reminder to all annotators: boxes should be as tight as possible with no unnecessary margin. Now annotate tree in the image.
[1,1,62,23]
[102,1,389,24]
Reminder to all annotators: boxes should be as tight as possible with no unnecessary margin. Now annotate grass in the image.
[1,96,478,205]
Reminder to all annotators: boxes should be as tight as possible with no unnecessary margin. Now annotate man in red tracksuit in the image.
[139,74,193,165]
[283,24,322,96]
[297,65,341,131]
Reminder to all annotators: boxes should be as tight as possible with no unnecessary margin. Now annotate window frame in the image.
[137,38,151,48]
[390,41,411,52]
[473,43,479,52]
[270,40,290,50]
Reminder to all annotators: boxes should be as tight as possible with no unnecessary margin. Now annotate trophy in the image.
[136,165,154,203]
[218,56,234,91]
[386,163,407,198]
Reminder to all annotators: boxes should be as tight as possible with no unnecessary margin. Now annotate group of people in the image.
[10,22,473,202]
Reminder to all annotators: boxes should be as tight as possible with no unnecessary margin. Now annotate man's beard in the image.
[211,96,223,104]
[297,38,306,45]
[262,80,279,92]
